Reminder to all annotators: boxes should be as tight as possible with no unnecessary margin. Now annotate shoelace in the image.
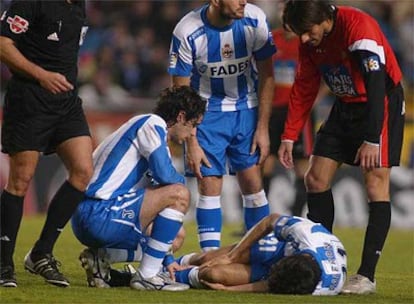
[94,254,110,280]
[347,275,364,284]
[35,256,63,276]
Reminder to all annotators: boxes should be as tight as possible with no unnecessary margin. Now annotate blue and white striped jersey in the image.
[168,3,276,112]
[273,216,347,296]
[251,216,347,295]
[85,114,185,200]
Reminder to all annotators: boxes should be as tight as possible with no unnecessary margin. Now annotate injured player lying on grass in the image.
[79,213,347,295]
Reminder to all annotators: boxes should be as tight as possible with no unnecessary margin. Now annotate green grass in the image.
[1,215,413,303]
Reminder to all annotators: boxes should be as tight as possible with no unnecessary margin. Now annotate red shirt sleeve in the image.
[282,45,321,141]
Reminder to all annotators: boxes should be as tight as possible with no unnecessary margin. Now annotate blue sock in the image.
[175,268,193,284]
[139,208,184,278]
[196,195,221,251]
[243,190,270,230]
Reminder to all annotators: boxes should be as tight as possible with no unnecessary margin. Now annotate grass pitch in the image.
[0,215,413,303]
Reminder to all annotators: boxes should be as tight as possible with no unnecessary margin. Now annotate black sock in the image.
[31,181,84,259]
[358,202,391,282]
[307,189,334,232]
[108,268,132,287]
[0,190,24,268]
[262,175,271,197]
[291,178,307,216]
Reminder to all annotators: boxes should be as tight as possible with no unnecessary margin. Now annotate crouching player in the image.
[71,86,206,291]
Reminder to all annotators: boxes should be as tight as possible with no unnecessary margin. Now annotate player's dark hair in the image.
[267,254,321,294]
[283,0,335,35]
[153,86,206,126]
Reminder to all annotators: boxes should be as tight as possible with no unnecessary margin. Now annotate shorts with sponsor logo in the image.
[313,84,405,167]
[1,78,90,154]
[186,108,259,176]
[269,106,315,158]
[71,189,146,250]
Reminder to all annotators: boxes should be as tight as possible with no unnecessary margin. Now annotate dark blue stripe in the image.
[127,249,135,262]
[311,224,330,234]
[205,26,225,109]
[152,216,182,243]
[233,21,249,104]
[146,246,167,259]
[243,17,258,28]
[149,125,185,185]
[171,34,181,53]
[200,240,220,248]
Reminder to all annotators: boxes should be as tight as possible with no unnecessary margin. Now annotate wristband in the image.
[162,254,175,267]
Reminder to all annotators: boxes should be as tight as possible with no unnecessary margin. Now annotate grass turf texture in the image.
[1,215,413,303]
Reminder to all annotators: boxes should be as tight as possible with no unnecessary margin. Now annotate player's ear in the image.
[211,0,220,7]
[177,110,186,123]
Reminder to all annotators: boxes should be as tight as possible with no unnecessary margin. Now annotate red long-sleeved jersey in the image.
[282,6,402,142]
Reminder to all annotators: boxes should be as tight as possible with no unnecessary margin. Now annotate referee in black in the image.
[0,1,93,287]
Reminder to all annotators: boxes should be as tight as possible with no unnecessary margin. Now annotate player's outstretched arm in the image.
[229,214,281,259]
[201,280,269,293]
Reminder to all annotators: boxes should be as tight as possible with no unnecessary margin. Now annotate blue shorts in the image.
[71,189,147,250]
[249,234,285,282]
[186,108,259,176]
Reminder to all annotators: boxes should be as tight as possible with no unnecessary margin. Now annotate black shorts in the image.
[313,84,405,167]
[269,106,315,158]
[1,78,91,154]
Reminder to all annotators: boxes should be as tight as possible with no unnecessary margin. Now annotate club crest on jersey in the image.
[222,44,233,58]
[363,56,380,72]
[7,15,29,34]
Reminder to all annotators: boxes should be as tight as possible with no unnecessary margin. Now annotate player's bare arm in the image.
[172,76,211,178]
[227,213,279,261]
[201,279,269,293]
[202,213,280,269]
[253,57,274,164]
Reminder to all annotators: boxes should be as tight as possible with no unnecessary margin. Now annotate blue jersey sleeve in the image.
[137,117,185,185]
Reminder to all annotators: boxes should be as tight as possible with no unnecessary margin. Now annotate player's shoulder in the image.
[127,114,165,129]
[173,5,205,35]
[336,6,378,29]
[244,3,267,19]
[142,114,166,128]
